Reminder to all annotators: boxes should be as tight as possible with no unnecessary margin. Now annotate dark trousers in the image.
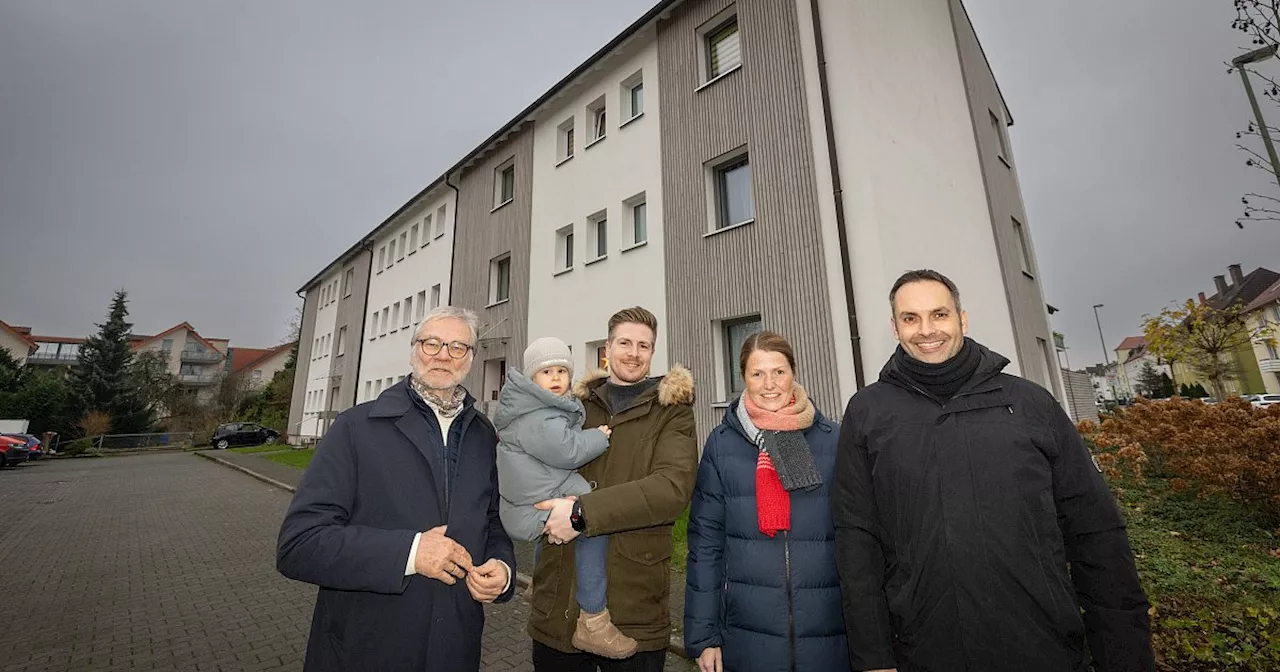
[532,640,666,672]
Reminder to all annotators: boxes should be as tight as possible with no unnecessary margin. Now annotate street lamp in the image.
[1092,304,1110,366]
[1233,44,1280,189]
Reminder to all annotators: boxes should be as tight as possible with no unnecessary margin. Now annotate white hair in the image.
[411,305,480,346]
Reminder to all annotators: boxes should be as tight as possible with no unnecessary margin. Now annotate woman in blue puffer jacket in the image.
[684,330,850,672]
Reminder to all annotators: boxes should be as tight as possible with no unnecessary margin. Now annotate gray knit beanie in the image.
[523,337,574,378]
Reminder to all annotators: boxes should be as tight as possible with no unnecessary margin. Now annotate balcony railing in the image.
[27,351,80,365]
[178,373,219,386]
[1260,358,1280,373]
[180,350,222,363]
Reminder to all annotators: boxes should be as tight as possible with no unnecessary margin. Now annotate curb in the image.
[193,450,688,659]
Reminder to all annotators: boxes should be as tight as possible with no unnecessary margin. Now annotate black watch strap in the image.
[570,500,586,532]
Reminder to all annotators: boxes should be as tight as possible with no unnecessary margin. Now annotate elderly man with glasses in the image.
[278,306,516,672]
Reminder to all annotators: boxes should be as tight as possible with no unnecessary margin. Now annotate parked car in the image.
[0,434,30,467]
[2,434,43,460]
[1249,394,1280,408]
[209,423,280,450]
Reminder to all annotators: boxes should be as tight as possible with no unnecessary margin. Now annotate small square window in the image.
[377,246,386,273]
[494,160,515,208]
[389,239,397,265]
[587,97,606,145]
[555,224,575,272]
[558,117,575,163]
[391,302,401,332]
[436,205,447,238]
[621,71,644,123]
[1013,217,1035,277]
[415,291,426,322]
[409,224,419,250]
[706,17,741,80]
[422,215,432,246]
[586,211,608,262]
[430,284,442,309]
[624,192,647,246]
[490,254,512,304]
[724,315,762,396]
[369,311,378,340]
[708,148,754,231]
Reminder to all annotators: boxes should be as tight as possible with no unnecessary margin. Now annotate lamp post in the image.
[1234,44,1280,189]
[1093,303,1118,402]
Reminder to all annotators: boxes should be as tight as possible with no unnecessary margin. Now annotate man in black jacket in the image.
[833,269,1153,672]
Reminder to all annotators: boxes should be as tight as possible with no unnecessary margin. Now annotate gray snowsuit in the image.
[494,369,610,542]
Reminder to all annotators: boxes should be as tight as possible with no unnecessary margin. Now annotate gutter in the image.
[351,243,375,407]
[808,0,866,389]
[445,173,461,306]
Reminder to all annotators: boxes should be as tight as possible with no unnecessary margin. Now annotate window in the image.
[711,149,754,230]
[494,160,515,208]
[430,284,441,309]
[706,16,741,80]
[381,307,390,336]
[621,71,644,122]
[402,296,412,329]
[555,224,575,272]
[435,205,446,238]
[422,215,432,246]
[558,117,575,163]
[1013,217,1035,277]
[369,311,378,340]
[161,338,173,353]
[490,254,512,305]
[990,109,1009,164]
[365,381,372,401]
[391,302,401,332]
[1038,337,1056,392]
[624,193,647,247]
[378,246,386,272]
[397,232,407,260]
[587,97,606,144]
[320,286,327,306]
[586,211,608,261]
[388,239,397,266]
[343,268,354,297]
[409,224,419,250]
[724,315,762,396]
[375,379,384,395]
[337,327,346,356]
[415,291,426,322]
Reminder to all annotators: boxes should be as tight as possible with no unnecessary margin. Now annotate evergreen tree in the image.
[70,291,154,434]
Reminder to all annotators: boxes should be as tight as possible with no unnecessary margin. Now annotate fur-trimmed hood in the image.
[572,364,695,407]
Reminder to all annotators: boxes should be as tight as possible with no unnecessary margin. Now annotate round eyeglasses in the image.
[415,338,474,359]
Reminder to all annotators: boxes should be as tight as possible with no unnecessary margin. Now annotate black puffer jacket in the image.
[833,342,1153,672]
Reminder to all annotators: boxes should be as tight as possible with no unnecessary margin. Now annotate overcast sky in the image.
[1,1,1277,368]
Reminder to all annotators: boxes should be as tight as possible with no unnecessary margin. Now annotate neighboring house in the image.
[1243,278,1280,394]
[131,322,230,402]
[291,0,1063,442]
[1169,264,1279,397]
[1113,336,1170,400]
[0,320,37,366]
[1085,363,1116,402]
[228,342,295,390]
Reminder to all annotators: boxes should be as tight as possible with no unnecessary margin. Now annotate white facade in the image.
[359,187,457,403]
[813,0,1023,390]
[0,327,32,367]
[527,29,668,377]
[301,270,342,435]
[1118,350,1170,398]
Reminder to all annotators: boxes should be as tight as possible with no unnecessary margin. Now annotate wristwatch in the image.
[570,500,586,533]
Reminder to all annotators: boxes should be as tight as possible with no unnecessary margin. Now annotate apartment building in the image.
[292,0,1061,440]
[1244,279,1280,394]
[228,342,295,390]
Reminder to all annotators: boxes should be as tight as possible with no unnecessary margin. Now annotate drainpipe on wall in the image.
[445,173,461,306]
[808,0,865,390]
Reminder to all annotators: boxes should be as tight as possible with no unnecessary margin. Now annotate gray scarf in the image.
[409,374,467,419]
[735,399,823,492]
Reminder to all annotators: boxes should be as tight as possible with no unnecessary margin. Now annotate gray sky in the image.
[1,1,1277,368]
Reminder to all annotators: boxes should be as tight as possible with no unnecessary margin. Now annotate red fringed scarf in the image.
[742,386,815,538]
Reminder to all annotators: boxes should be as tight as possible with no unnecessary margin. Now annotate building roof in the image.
[1205,267,1280,312]
[1114,336,1145,352]
[229,342,294,374]
[1243,278,1280,314]
[0,319,38,353]
[131,322,225,358]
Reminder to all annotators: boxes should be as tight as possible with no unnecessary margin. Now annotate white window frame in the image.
[705,145,754,234]
[369,311,378,340]
[586,210,608,264]
[336,326,346,357]
[489,253,512,306]
[391,302,401,333]
[555,224,575,275]
[620,70,644,126]
[586,96,607,146]
[698,8,742,88]
[990,108,1011,166]
[415,291,427,323]
[388,239,397,266]
[378,245,386,273]
[343,268,354,297]
[430,284,441,310]
[402,296,412,329]
[1013,216,1035,278]
[422,214,432,246]
[557,117,575,165]
[409,224,419,251]
[365,381,372,401]
[397,232,407,260]
[623,192,648,250]
[381,307,390,337]
[493,160,515,210]
[435,205,447,238]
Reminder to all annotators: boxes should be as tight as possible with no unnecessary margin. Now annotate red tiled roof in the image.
[0,320,37,352]
[230,342,294,374]
[1114,336,1145,352]
[29,335,86,344]
[131,322,224,358]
